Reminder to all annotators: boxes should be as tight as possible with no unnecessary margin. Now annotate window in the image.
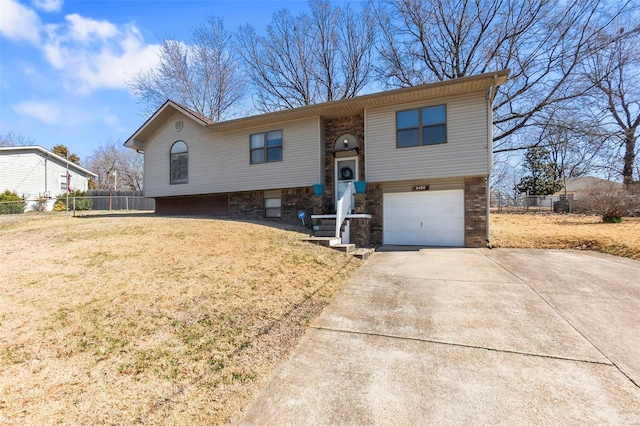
[396,104,447,148]
[264,193,282,218]
[250,130,282,164]
[170,141,188,184]
[60,174,67,191]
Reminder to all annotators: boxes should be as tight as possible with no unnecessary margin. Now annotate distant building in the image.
[554,177,623,198]
[0,146,97,211]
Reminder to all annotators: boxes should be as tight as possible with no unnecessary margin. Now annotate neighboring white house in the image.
[0,146,97,211]
[125,70,509,247]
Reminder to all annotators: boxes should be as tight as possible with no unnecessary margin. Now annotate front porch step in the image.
[301,237,341,247]
[315,230,337,237]
[313,219,345,238]
[351,248,375,260]
[331,244,355,253]
[301,237,372,260]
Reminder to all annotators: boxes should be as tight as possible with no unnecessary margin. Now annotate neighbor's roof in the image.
[125,69,509,148]
[554,176,623,194]
[0,145,98,177]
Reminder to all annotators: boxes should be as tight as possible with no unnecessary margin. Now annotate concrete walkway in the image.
[235,249,640,425]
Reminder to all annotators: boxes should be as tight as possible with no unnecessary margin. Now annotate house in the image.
[554,176,623,199]
[124,70,509,247]
[0,145,97,211]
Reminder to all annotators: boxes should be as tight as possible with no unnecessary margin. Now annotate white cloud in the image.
[11,99,121,129]
[12,100,82,125]
[38,15,161,95]
[0,0,41,44]
[31,0,63,13]
[102,112,126,131]
[65,14,118,42]
[3,2,161,95]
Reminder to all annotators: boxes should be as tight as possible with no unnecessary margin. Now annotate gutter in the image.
[486,74,499,246]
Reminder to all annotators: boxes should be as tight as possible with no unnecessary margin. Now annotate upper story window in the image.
[250,130,282,164]
[396,104,447,148]
[170,141,188,184]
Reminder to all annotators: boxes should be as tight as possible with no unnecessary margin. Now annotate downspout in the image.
[486,75,499,246]
[44,157,48,196]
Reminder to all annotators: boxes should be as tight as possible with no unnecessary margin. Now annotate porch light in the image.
[332,133,359,156]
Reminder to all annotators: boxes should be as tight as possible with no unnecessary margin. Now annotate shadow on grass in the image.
[73,211,313,235]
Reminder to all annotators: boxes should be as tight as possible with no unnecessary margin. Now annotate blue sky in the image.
[0,0,329,162]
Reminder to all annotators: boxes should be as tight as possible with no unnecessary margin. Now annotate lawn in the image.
[0,213,361,424]
[490,212,640,261]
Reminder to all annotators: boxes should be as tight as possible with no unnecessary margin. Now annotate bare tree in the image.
[374,0,634,152]
[583,25,640,185]
[236,0,376,111]
[0,131,36,147]
[128,17,245,121]
[86,140,143,191]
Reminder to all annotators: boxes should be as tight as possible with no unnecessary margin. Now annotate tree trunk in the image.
[622,129,636,186]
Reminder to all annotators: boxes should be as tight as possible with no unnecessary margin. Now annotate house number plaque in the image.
[413,185,430,191]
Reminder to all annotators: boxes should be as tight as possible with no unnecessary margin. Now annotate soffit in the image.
[208,70,509,133]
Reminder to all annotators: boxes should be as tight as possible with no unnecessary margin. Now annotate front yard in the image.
[0,214,360,424]
[490,212,640,261]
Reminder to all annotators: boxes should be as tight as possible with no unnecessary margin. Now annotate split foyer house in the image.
[0,146,97,211]
[124,70,509,248]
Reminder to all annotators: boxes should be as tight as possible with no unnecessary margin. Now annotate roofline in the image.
[124,100,213,149]
[123,69,509,145]
[0,145,98,177]
[206,69,509,131]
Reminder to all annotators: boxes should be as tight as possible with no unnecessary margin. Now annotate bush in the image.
[577,182,639,222]
[56,190,93,211]
[0,190,25,214]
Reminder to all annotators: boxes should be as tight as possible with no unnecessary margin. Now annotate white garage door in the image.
[383,190,464,246]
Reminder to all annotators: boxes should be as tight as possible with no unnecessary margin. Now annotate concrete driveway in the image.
[235,249,640,425]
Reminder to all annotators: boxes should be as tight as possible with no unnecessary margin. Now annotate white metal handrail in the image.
[335,181,353,238]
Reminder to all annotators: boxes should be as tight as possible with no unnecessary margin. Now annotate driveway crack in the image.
[479,249,639,389]
[310,325,612,366]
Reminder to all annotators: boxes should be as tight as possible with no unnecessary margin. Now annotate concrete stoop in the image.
[301,237,373,260]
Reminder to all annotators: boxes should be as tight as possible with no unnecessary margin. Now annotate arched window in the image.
[170,141,188,184]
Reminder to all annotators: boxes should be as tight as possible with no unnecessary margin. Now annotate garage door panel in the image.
[383,190,464,247]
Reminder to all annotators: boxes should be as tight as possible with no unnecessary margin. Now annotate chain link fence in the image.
[1,194,155,215]
[491,192,574,213]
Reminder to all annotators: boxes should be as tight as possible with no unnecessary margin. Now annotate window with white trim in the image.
[264,191,282,218]
[170,141,188,184]
[250,130,283,164]
[396,104,447,148]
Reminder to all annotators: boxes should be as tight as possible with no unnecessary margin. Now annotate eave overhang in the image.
[207,70,509,133]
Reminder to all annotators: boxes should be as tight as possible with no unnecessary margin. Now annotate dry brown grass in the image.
[0,213,361,424]
[490,212,640,261]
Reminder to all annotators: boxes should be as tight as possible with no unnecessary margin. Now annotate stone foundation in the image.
[228,187,314,225]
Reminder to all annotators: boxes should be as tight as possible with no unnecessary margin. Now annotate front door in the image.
[335,157,358,207]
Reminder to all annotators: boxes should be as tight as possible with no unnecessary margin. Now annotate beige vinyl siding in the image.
[365,90,490,182]
[382,178,465,194]
[144,112,321,198]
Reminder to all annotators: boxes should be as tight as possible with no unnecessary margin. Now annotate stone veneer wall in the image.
[229,187,314,225]
[350,193,370,247]
[322,115,365,211]
[365,183,383,246]
[464,176,488,247]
